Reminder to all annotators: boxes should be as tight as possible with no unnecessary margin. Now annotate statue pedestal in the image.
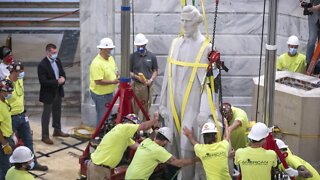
[252,71,320,169]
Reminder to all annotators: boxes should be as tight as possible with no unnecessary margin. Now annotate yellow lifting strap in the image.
[168,37,210,134]
[206,84,221,141]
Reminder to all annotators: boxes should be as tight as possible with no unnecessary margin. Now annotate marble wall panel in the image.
[81,0,310,122]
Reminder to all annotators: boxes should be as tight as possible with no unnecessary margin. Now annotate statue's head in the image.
[181,5,203,37]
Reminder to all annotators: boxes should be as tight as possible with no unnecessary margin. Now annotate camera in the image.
[301,1,313,15]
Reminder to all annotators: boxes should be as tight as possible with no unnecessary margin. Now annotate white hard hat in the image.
[134,33,148,46]
[248,122,269,141]
[275,139,288,149]
[158,127,173,143]
[97,38,115,49]
[9,146,34,163]
[201,122,218,134]
[287,35,300,46]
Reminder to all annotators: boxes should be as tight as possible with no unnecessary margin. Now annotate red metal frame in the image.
[79,78,150,179]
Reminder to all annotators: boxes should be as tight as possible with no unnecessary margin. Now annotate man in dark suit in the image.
[37,43,69,145]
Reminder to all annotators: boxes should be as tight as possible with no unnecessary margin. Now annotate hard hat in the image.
[201,122,218,134]
[9,146,34,163]
[287,35,300,46]
[275,139,288,149]
[8,62,24,72]
[0,79,14,92]
[134,33,148,46]
[248,122,269,141]
[97,38,115,49]
[122,113,141,124]
[158,127,173,143]
[0,46,11,60]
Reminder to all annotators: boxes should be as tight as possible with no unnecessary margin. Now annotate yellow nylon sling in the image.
[168,37,209,134]
[206,84,221,141]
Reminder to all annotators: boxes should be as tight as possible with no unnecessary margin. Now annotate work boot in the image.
[53,130,69,137]
[41,138,54,145]
[32,163,49,171]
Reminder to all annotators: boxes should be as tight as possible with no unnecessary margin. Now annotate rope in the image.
[273,127,320,139]
[70,125,95,140]
[255,0,267,122]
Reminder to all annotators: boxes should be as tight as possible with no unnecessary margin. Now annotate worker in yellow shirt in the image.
[90,37,119,127]
[276,35,307,73]
[7,63,48,171]
[235,122,277,180]
[183,118,232,180]
[5,146,35,180]
[0,78,14,180]
[221,103,248,151]
[87,113,158,180]
[275,139,320,180]
[125,127,198,180]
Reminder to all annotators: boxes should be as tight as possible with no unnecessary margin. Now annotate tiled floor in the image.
[27,112,87,180]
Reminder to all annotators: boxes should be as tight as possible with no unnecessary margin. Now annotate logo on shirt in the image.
[240,159,269,166]
[146,59,152,62]
[202,152,225,160]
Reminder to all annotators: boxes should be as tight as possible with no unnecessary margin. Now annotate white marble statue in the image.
[159,5,219,179]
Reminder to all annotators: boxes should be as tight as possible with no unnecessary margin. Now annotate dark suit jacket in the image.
[37,57,66,104]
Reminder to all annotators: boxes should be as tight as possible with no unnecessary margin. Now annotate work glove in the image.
[2,143,12,155]
[285,167,299,177]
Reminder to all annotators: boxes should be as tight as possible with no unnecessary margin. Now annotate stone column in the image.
[80,0,115,125]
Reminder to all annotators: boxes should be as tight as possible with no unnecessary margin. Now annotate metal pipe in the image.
[263,0,278,127]
[120,0,131,78]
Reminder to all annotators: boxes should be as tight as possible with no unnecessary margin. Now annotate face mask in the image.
[27,161,35,170]
[289,48,297,55]
[5,93,12,99]
[137,47,145,54]
[18,71,25,79]
[50,53,58,60]
[5,55,13,64]
[109,49,114,55]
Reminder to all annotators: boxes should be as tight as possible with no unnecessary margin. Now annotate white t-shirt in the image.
[0,63,9,79]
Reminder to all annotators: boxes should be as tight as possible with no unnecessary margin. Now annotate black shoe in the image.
[32,163,48,171]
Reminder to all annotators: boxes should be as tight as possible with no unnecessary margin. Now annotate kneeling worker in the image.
[5,146,35,180]
[125,127,198,180]
[275,139,320,179]
[183,118,232,180]
[87,113,158,180]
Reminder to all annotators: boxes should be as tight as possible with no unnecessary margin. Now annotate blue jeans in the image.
[90,91,113,127]
[0,138,13,180]
[11,113,34,154]
[306,19,320,64]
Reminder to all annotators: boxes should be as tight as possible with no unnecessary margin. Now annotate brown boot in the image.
[53,130,69,137]
[41,138,54,145]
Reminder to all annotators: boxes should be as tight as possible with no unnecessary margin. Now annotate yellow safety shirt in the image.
[229,107,248,150]
[125,138,172,180]
[89,54,117,95]
[0,99,12,137]
[5,167,35,180]
[194,140,231,180]
[235,147,277,180]
[91,124,138,168]
[279,149,320,180]
[7,79,24,115]
[276,53,307,73]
